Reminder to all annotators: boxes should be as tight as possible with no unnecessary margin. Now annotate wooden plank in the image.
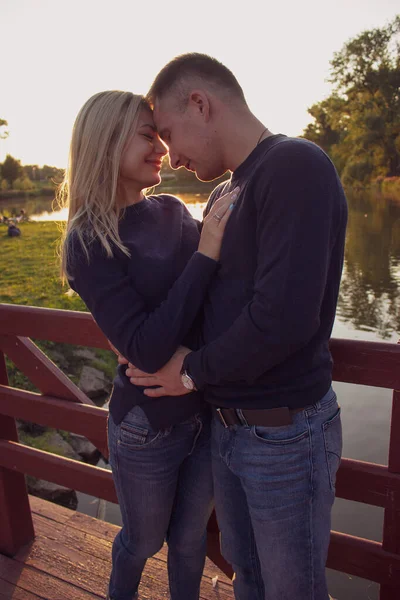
[0,353,35,557]
[0,440,117,503]
[30,494,80,525]
[10,442,400,519]
[0,579,42,599]
[1,497,233,600]
[381,389,400,554]
[0,386,107,443]
[30,497,233,586]
[381,384,400,600]
[381,489,400,554]
[0,335,94,405]
[0,554,100,599]
[0,304,108,349]
[388,388,400,473]
[30,494,75,523]
[0,340,107,455]
[330,337,400,389]
[327,530,400,586]
[380,581,400,599]
[18,513,233,600]
[335,458,400,508]
[30,509,232,587]
[12,534,112,596]
[1,304,400,389]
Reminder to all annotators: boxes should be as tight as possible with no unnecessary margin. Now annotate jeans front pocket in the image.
[322,406,342,491]
[252,425,309,446]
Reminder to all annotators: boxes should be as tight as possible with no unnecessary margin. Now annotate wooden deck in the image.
[0,496,233,600]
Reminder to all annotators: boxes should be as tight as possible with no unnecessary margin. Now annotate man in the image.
[127,53,347,599]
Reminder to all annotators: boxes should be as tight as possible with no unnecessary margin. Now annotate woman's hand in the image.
[198,186,239,261]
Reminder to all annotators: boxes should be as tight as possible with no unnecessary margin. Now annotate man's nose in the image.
[169,151,181,170]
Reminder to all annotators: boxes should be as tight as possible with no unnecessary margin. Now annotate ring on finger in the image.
[213,213,223,221]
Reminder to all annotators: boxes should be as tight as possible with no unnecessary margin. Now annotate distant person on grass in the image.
[7,222,21,237]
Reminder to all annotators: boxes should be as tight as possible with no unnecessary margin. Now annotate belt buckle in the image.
[216,408,228,428]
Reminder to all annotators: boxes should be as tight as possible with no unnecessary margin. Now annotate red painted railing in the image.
[0,303,400,598]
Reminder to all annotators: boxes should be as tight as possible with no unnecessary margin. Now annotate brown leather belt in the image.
[214,405,308,428]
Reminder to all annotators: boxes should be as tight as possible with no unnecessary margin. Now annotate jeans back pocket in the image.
[322,406,342,491]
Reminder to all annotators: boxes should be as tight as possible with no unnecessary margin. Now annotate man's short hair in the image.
[147,53,247,108]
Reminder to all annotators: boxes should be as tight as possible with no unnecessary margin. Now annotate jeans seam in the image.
[322,407,342,491]
[226,427,237,468]
[188,414,203,456]
[307,412,315,600]
[250,525,264,600]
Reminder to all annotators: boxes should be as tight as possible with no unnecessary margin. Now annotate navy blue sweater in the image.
[67,194,216,428]
[184,134,348,410]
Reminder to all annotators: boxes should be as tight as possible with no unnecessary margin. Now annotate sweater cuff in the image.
[181,251,217,283]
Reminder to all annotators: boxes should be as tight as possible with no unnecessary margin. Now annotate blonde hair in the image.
[58,90,149,280]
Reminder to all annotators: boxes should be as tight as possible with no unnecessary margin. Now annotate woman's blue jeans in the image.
[212,387,342,600]
[107,406,214,600]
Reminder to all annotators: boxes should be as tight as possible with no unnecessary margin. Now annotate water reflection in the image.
[338,192,400,340]
[0,193,208,223]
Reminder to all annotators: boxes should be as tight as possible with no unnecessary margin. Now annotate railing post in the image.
[380,340,400,599]
[0,351,34,556]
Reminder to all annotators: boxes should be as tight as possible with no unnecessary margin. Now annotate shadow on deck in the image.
[0,496,233,600]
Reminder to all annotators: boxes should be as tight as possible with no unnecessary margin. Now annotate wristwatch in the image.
[180,368,198,392]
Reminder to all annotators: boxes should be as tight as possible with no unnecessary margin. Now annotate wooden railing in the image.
[0,303,400,599]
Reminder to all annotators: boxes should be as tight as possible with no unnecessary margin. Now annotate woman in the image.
[59,91,238,600]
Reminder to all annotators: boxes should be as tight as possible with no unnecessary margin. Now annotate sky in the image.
[0,0,399,168]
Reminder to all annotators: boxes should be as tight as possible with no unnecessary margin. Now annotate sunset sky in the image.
[0,0,398,168]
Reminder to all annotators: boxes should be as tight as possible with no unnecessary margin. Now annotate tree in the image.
[24,164,40,181]
[41,164,65,183]
[303,15,400,184]
[1,154,22,187]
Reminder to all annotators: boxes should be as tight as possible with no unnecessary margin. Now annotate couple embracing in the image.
[60,53,347,600]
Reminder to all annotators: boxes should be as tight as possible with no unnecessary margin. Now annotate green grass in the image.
[0,220,117,401]
[0,221,85,309]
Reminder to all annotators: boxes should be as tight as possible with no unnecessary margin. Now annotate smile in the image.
[146,161,162,169]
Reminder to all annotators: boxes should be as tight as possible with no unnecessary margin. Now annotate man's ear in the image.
[188,90,210,121]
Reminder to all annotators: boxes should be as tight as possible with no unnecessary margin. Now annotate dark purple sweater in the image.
[67,194,216,429]
[184,134,348,410]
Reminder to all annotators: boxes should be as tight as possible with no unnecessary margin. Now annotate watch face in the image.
[182,373,195,390]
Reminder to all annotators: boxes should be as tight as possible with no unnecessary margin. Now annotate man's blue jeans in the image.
[107,406,214,600]
[211,387,342,600]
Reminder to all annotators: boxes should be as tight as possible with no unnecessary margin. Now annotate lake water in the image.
[2,190,400,599]
[0,192,208,223]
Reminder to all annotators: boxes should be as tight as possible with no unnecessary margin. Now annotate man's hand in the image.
[126,346,192,397]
